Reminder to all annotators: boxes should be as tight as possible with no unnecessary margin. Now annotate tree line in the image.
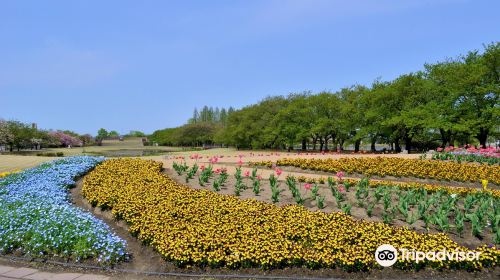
[0,121,149,151]
[150,43,499,151]
[0,120,93,151]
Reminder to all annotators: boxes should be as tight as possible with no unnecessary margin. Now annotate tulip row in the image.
[82,158,499,271]
[252,157,500,184]
[289,175,500,198]
[432,152,499,165]
[0,157,127,264]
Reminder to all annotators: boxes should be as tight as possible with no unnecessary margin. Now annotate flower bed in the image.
[0,156,127,264]
[432,147,499,165]
[82,158,499,271]
[252,157,500,184]
[291,175,500,198]
[0,170,20,178]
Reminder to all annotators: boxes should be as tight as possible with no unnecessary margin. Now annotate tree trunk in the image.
[339,139,345,151]
[477,128,489,147]
[354,139,361,152]
[370,138,376,152]
[324,136,329,151]
[319,139,324,152]
[301,139,307,151]
[439,129,449,147]
[404,135,412,152]
[395,138,401,153]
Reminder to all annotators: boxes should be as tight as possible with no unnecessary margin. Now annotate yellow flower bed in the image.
[253,158,500,184]
[82,158,499,271]
[293,175,500,198]
[0,170,20,178]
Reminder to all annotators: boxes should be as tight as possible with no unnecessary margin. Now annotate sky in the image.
[1,0,499,135]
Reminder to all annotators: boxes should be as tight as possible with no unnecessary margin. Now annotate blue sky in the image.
[1,0,499,135]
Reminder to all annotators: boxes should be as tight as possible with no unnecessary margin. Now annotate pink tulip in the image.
[237,160,244,166]
[304,183,312,190]
[200,165,205,170]
[275,168,283,176]
[244,171,250,177]
[336,171,344,179]
[257,175,262,180]
[215,168,221,174]
[337,184,345,193]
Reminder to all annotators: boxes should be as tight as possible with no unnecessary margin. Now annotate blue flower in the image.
[0,156,127,264]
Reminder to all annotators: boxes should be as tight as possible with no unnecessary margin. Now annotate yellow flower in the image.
[81,158,500,271]
[481,179,488,190]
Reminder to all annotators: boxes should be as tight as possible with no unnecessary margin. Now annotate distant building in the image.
[32,123,37,129]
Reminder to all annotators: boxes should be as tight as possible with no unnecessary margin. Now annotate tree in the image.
[79,134,94,146]
[108,131,120,137]
[128,130,146,137]
[97,128,109,140]
[0,120,14,150]
[49,131,83,147]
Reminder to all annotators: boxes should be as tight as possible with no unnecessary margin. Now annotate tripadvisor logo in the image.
[375,244,398,267]
[375,244,481,267]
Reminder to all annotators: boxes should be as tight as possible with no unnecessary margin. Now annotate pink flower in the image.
[239,154,244,158]
[244,171,250,177]
[275,168,283,176]
[336,171,344,179]
[272,163,277,169]
[209,157,219,164]
[237,160,244,166]
[437,147,443,152]
[257,175,262,180]
[200,165,205,170]
[215,168,221,174]
[304,183,312,190]
[190,154,200,160]
[337,184,345,193]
